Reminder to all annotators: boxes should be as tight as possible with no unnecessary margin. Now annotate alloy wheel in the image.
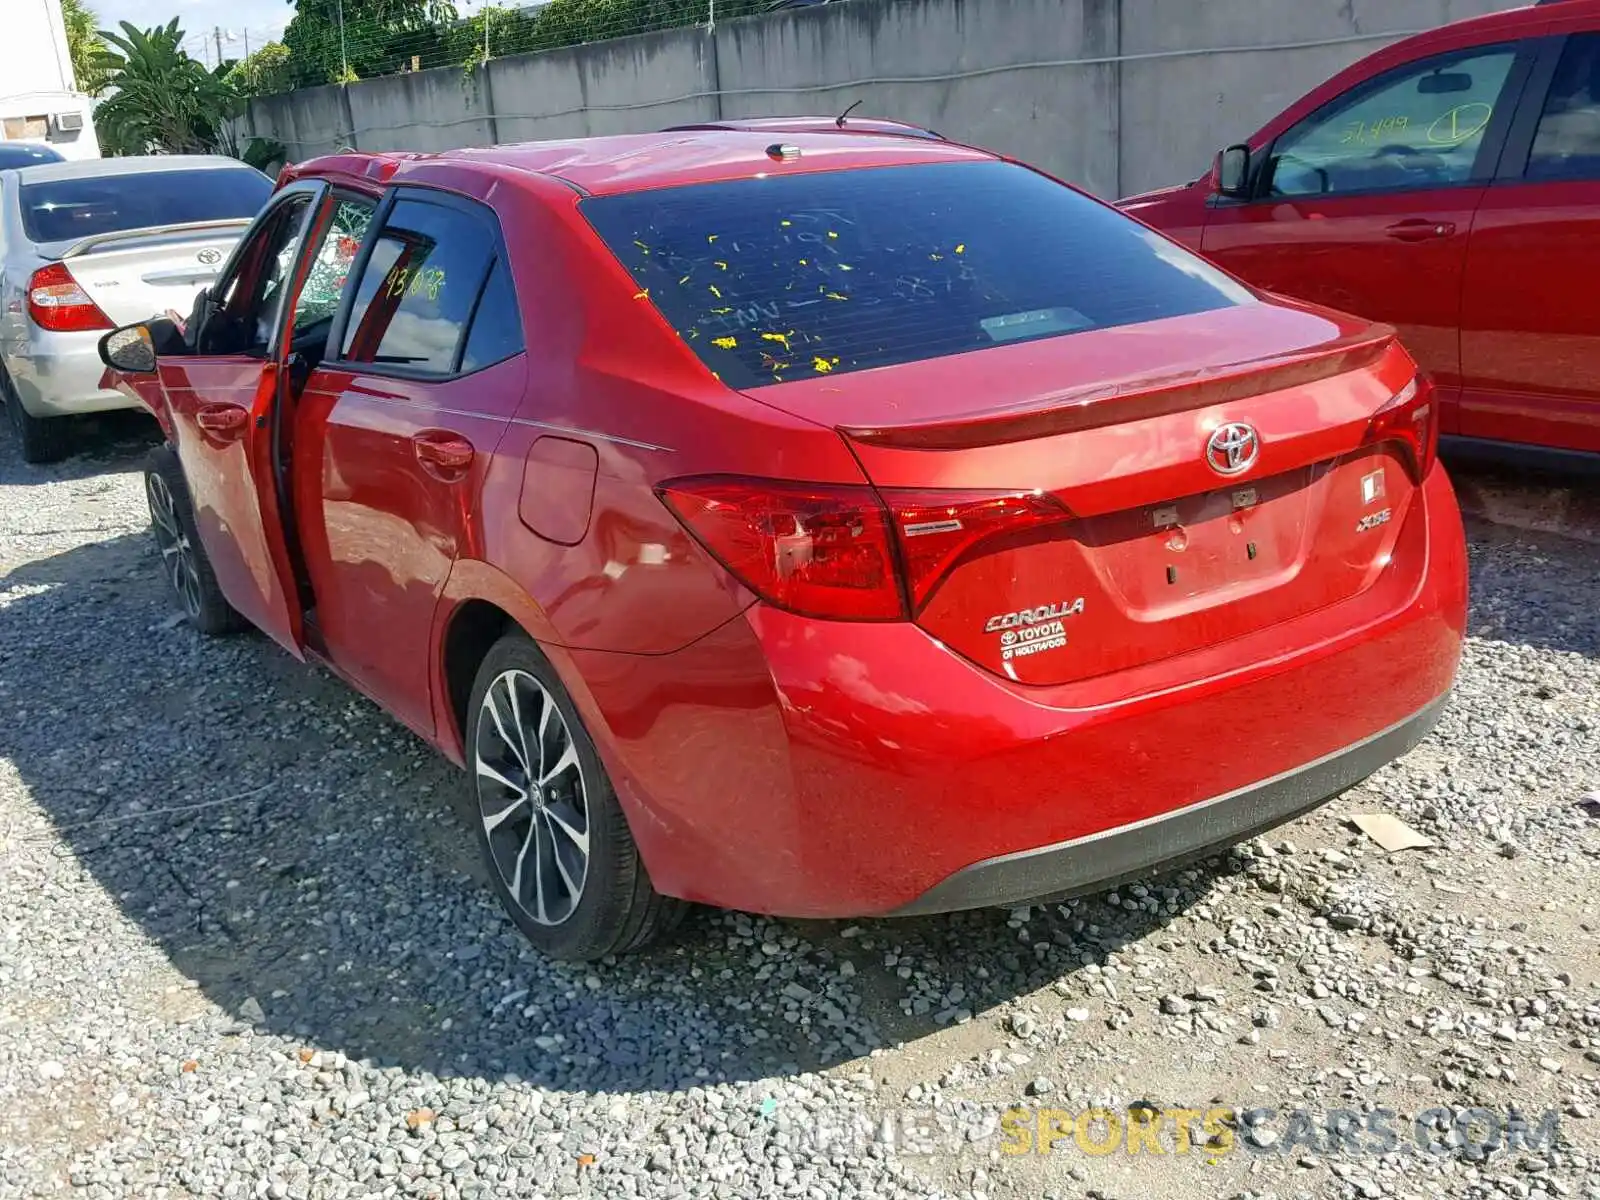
[146,471,202,620]
[474,669,591,926]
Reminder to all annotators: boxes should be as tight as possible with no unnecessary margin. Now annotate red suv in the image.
[100,128,1466,960]
[1121,0,1600,464]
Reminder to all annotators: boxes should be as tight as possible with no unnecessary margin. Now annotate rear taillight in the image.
[659,476,1072,621]
[1364,377,1437,481]
[27,262,113,333]
[882,490,1072,611]
[658,477,903,620]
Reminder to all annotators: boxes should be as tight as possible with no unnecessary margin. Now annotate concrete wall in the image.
[242,0,1524,199]
[713,0,1120,198]
[488,26,721,143]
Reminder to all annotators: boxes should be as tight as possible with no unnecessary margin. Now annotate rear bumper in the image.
[5,332,133,417]
[569,461,1467,918]
[891,696,1444,915]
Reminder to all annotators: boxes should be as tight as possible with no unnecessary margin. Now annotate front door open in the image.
[155,180,330,657]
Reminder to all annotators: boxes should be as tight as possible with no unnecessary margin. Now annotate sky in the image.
[95,0,296,65]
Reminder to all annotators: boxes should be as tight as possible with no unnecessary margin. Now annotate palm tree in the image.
[60,0,109,95]
[92,21,239,156]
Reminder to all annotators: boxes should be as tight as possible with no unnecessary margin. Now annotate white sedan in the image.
[0,155,272,462]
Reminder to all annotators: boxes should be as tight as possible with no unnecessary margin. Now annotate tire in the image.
[3,375,71,465]
[144,447,247,636]
[466,632,685,960]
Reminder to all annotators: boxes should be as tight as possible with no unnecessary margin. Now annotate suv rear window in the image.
[19,167,272,244]
[582,160,1252,389]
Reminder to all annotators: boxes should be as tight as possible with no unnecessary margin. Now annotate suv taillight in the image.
[27,262,113,333]
[1364,377,1437,481]
[658,476,1071,620]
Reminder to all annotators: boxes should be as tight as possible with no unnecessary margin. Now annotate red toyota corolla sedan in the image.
[98,126,1467,960]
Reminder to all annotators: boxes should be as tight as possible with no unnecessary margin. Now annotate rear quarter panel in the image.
[0,184,36,380]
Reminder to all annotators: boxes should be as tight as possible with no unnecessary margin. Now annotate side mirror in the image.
[98,324,158,375]
[1214,144,1253,198]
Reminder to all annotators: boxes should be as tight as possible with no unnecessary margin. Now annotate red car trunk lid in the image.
[745,304,1423,685]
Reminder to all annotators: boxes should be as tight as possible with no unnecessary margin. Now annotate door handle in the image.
[195,403,249,437]
[412,430,475,480]
[1385,218,1456,242]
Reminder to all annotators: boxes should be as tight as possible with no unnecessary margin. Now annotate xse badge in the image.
[1356,509,1392,533]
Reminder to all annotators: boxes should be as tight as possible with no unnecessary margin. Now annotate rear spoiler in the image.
[837,324,1401,451]
[60,218,254,260]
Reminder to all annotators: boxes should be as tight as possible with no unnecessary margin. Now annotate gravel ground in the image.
[0,415,1596,1200]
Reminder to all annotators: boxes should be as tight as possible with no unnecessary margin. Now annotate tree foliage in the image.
[447,5,542,65]
[60,0,110,95]
[92,20,240,155]
[528,0,757,51]
[266,0,768,86]
[282,0,460,87]
[228,41,294,97]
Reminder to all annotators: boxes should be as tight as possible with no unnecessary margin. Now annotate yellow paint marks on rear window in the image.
[709,284,723,299]
[812,356,839,374]
[761,331,793,350]
[712,336,737,350]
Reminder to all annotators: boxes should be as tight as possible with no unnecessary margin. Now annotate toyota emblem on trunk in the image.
[197,248,223,265]
[1206,422,1260,475]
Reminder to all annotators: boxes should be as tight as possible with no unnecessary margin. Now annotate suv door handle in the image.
[1385,218,1456,242]
[412,430,474,480]
[195,403,250,437]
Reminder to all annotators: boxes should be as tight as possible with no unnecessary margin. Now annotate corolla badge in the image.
[1205,422,1260,476]
[983,598,1085,633]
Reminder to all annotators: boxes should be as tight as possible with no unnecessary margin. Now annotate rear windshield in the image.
[19,167,272,244]
[581,160,1253,389]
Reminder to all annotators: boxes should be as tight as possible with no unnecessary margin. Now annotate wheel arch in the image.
[431,556,718,922]
[429,557,568,766]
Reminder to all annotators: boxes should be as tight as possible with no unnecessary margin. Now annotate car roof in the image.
[1397,0,1599,42]
[293,128,996,198]
[664,116,945,141]
[13,154,256,184]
